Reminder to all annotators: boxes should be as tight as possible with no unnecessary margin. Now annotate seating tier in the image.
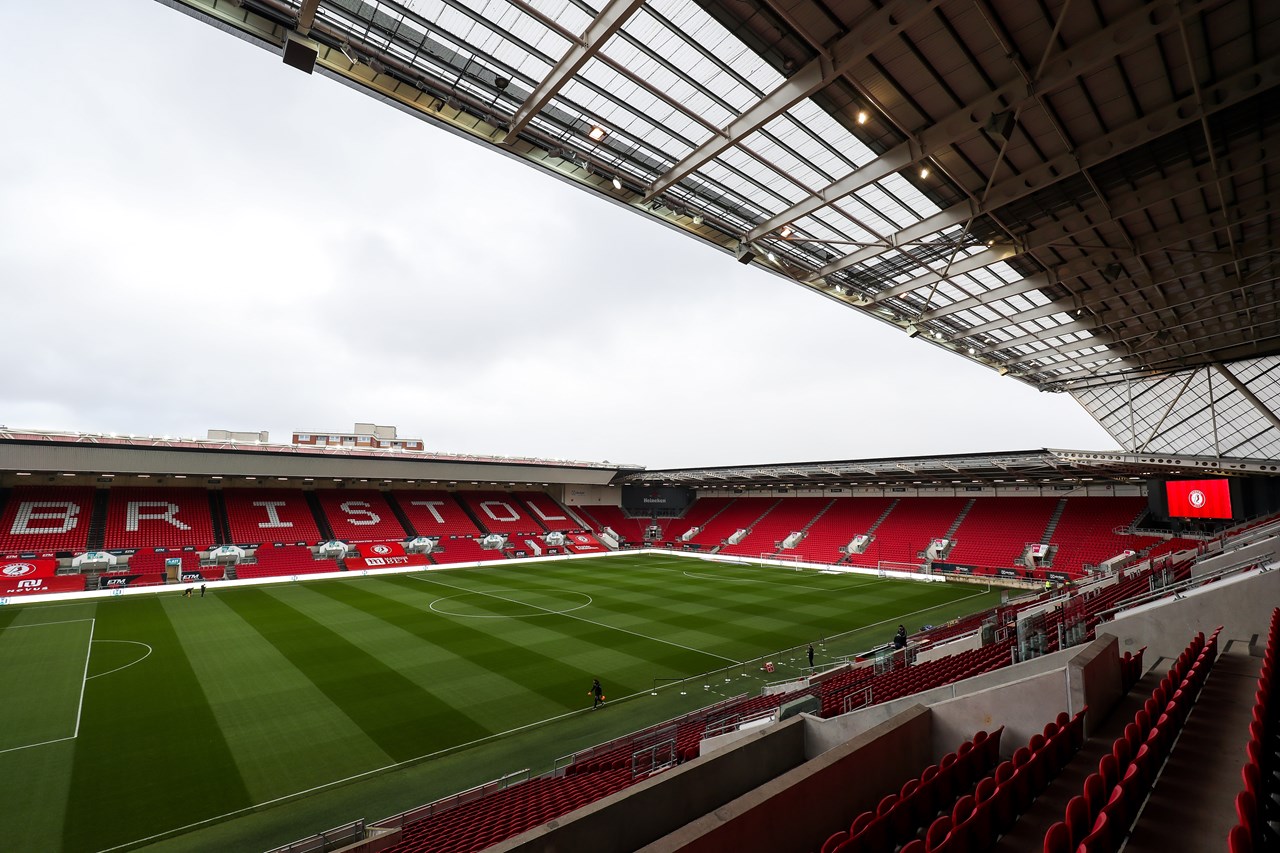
[103,487,216,550]
[0,486,95,554]
[315,490,407,542]
[223,489,322,545]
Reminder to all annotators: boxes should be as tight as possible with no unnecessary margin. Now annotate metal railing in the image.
[1096,558,1266,622]
[264,820,366,853]
[368,768,529,832]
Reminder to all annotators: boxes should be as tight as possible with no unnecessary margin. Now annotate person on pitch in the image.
[808,643,815,668]
[590,677,605,710]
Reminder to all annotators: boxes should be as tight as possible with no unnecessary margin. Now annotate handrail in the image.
[1096,559,1263,621]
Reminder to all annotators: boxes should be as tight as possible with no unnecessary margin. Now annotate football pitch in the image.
[0,554,1001,852]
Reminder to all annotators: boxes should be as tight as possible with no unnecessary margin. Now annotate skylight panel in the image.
[879,173,941,217]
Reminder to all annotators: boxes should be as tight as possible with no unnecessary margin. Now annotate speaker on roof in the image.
[283,31,318,74]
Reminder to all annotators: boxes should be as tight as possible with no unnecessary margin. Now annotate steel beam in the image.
[1215,364,1280,434]
[502,0,646,144]
[296,0,320,34]
[813,59,1279,280]
[643,0,947,203]
[746,0,1206,244]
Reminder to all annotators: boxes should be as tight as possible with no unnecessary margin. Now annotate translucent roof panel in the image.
[1072,357,1280,458]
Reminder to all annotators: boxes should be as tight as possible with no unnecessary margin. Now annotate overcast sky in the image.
[0,0,1118,468]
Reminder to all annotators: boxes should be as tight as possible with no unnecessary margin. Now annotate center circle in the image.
[428,588,593,619]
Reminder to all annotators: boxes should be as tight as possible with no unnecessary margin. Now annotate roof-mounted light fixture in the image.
[856,109,870,125]
[779,225,795,239]
[918,164,931,179]
[611,175,622,190]
[588,124,607,141]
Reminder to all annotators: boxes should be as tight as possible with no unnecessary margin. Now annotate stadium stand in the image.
[682,498,779,550]
[315,490,408,542]
[663,497,735,546]
[719,497,829,557]
[1047,498,1152,573]
[791,497,896,564]
[429,536,503,565]
[392,491,483,537]
[237,545,342,579]
[0,485,94,554]
[576,504,652,544]
[455,492,548,535]
[946,497,1061,571]
[222,489,323,545]
[848,498,970,568]
[102,487,216,550]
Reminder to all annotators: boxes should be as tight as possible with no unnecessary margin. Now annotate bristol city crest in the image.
[1188,489,1207,509]
[1,563,38,577]
[371,544,392,555]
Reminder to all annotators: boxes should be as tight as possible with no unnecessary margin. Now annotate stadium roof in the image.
[624,446,1280,487]
[156,0,1279,459]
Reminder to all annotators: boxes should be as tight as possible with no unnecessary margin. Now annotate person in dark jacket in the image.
[893,625,908,649]
[591,678,605,709]
[808,643,815,668]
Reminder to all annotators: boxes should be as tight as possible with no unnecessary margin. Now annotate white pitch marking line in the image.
[427,589,594,619]
[72,618,94,739]
[85,640,153,680]
[0,617,96,629]
[408,573,739,665]
[0,735,77,756]
[0,618,96,754]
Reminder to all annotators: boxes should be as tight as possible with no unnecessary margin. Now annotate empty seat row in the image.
[818,727,1005,853]
[1044,627,1222,853]
[1229,608,1278,853]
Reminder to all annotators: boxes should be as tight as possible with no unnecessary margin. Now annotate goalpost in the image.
[761,552,804,570]
[876,560,929,578]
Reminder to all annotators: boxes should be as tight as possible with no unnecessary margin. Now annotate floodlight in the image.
[919,165,930,179]
[856,109,869,125]
[588,125,607,141]
[779,225,794,239]
[611,175,622,190]
[340,43,358,64]
[692,214,703,225]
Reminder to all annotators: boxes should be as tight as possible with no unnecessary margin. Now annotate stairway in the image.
[453,494,490,533]
[512,494,550,533]
[87,488,110,551]
[1041,498,1068,544]
[0,488,10,529]
[384,492,418,536]
[867,499,900,534]
[208,490,230,545]
[799,498,837,533]
[945,498,976,538]
[304,492,335,541]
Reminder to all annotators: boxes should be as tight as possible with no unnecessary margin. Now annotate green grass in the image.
[0,554,1000,852]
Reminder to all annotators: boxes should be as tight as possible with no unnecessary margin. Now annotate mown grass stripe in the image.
[359,575,729,699]
[166,594,395,802]
[220,586,491,762]
[61,596,253,853]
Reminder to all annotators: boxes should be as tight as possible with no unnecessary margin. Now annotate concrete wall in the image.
[929,668,1070,760]
[915,631,982,663]
[490,716,809,853]
[1102,567,1280,657]
[635,706,933,853]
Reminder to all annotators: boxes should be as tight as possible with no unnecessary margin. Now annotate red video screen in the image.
[1165,479,1233,519]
